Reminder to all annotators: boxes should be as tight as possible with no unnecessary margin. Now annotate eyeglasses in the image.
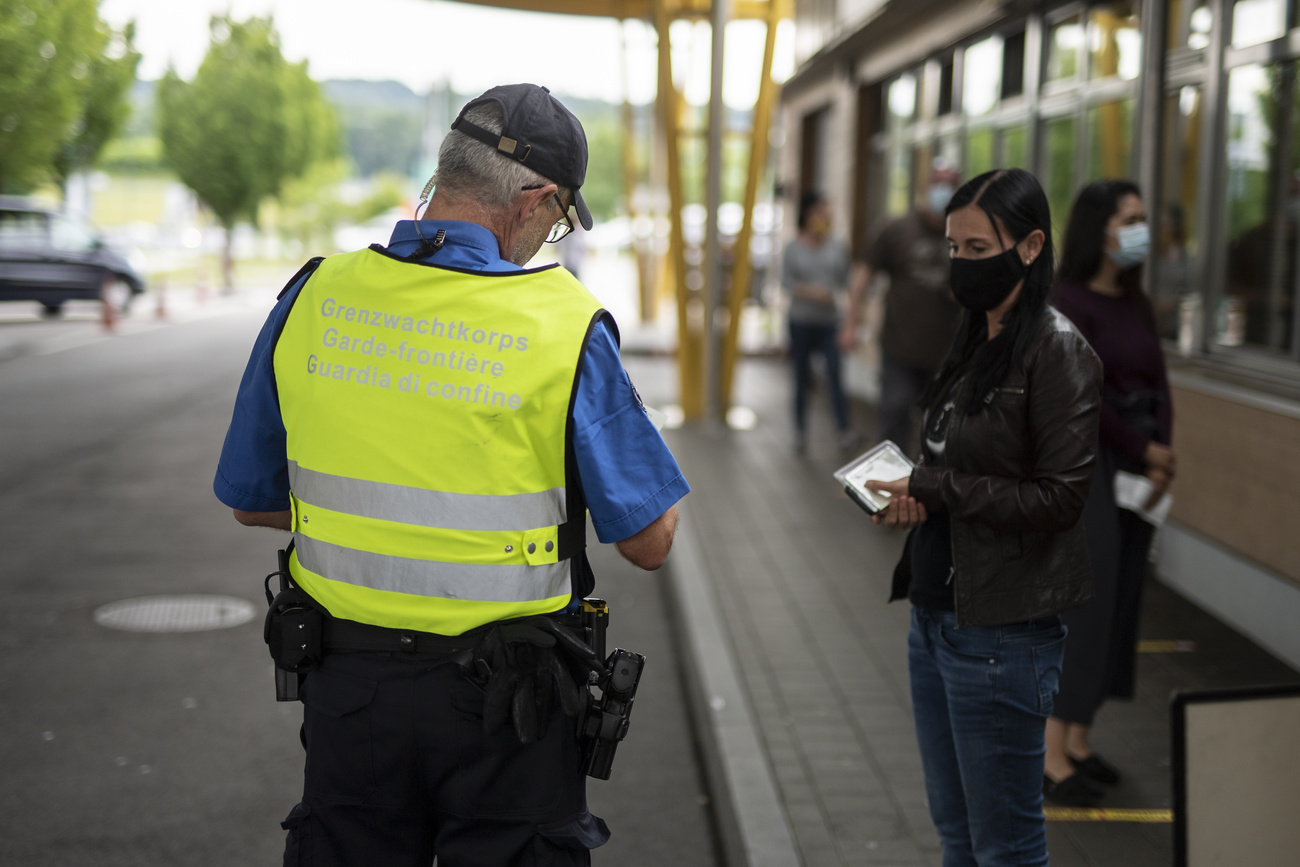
[522,185,574,243]
[546,194,575,243]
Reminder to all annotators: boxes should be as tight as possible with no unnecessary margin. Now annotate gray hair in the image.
[434,102,571,209]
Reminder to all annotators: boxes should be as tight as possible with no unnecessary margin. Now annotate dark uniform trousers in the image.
[281,651,610,866]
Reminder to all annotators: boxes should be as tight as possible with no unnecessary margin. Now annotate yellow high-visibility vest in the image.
[272,246,609,635]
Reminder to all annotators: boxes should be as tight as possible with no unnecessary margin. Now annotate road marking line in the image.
[1044,807,1173,822]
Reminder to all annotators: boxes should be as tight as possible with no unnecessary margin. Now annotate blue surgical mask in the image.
[1108,223,1150,270]
[927,184,955,216]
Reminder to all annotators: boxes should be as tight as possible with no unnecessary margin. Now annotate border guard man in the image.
[214,83,689,866]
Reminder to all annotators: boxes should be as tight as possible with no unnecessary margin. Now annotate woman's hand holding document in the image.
[833,441,928,528]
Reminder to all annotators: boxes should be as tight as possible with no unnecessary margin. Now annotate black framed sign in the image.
[1172,682,1300,867]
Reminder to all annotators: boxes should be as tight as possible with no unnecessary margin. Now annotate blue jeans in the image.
[908,607,1066,867]
[788,321,849,433]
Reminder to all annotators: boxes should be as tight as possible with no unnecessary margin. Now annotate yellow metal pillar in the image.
[1095,10,1125,176]
[656,0,703,418]
[621,20,656,323]
[718,0,782,410]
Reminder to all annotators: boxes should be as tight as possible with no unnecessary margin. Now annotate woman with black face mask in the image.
[1043,180,1175,806]
[863,168,1102,867]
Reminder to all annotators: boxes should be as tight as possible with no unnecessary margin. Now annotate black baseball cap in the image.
[451,84,593,230]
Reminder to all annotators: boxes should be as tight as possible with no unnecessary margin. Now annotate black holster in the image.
[262,546,323,701]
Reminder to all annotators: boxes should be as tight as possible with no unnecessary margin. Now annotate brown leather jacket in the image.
[891,305,1103,627]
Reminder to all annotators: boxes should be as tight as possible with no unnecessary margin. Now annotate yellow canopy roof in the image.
[454,0,786,22]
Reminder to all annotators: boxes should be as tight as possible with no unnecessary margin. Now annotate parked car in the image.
[0,196,145,316]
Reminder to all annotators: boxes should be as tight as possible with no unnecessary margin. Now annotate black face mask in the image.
[949,246,1026,312]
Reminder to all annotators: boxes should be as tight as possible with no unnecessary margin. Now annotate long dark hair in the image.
[920,168,1055,415]
[1056,179,1156,334]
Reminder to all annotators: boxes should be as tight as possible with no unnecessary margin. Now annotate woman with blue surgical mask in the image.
[1046,180,1175,805]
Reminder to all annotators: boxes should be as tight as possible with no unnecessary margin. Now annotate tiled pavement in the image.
[625,352,1299,867]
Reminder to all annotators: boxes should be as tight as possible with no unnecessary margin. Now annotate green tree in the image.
[581,114,624,220]
[0,0,136,194]
[342,107,422,178]
[157,15,339,289]
[53,21,142,189]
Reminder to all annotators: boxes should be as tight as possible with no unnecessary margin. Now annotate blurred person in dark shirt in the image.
[842,162,963,453]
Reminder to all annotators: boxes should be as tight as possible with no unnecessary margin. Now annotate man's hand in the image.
[234,509,291,531]
[837,321,858,352]
[615,505,679,571]
[864,478,928,529]
[840,262,872,351]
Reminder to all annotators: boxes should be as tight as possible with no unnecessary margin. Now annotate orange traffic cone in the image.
[100,274,119,332]
[155,279,168,320]
[196,265,210,305]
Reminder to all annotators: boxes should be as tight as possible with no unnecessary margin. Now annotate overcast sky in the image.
[99,0,795,108]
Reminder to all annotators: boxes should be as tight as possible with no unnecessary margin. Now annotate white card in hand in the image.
[1114,471,1173,526]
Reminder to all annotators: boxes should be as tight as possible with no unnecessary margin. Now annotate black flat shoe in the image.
[1043,772,1103,806]
[1069,753,1121,786]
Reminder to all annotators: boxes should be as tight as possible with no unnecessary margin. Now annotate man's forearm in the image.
[233,509,292,531]
[614,505,679,571]
[845,263,872,327]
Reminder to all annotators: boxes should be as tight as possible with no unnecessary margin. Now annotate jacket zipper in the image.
[983,385,1025,404]
[948,393,964,626]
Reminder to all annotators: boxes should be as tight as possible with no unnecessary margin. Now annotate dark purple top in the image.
[1052,282,1172,463]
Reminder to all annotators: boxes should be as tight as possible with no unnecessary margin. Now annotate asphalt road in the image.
[0,296,718,866]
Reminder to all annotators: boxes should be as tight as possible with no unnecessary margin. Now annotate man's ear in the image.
[515,183,557,228]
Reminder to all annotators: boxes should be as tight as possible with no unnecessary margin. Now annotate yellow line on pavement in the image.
[1044,807,1173,823]
[1138,640,1196,653]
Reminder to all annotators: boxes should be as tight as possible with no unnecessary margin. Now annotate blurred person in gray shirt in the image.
[782,191,855,454]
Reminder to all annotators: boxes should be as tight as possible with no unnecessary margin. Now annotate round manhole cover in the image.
[94,595,258,633]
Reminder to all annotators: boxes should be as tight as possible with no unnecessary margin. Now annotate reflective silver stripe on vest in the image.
[295,535,571,603]
[288,461,566,531]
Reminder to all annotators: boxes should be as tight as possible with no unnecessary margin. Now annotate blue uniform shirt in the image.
[214,219,689,543]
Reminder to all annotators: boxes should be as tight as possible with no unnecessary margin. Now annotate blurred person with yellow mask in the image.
[782,191,856,454]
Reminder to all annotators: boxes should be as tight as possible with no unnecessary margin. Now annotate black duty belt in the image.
[320,611,588,656]
[322,617,480,655]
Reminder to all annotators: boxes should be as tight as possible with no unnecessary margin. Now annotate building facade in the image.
[781,0,1300,668]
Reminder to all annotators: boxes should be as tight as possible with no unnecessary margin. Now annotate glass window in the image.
[1002,31,1026,99]
[886,144,911,217]
[1046,15,1084,83]
[1042,115,1078,246]
[913,144,934,201]
[936,133,961,169]
[888,74,918,130]
[1088,98,1134,179]
[1002,125,1029,168]
[1222,63,1297,353]
[966,128,996,176]
[1155,86,1204,340]
[1169,0,1212,48]
[1187,1,1214,49]
[0,210,48,249]
[1089,2,1141,81]
[963,37,1002,117]
[49,214,98,252]
[1231,0,1289,49]
[937,58,955,116]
